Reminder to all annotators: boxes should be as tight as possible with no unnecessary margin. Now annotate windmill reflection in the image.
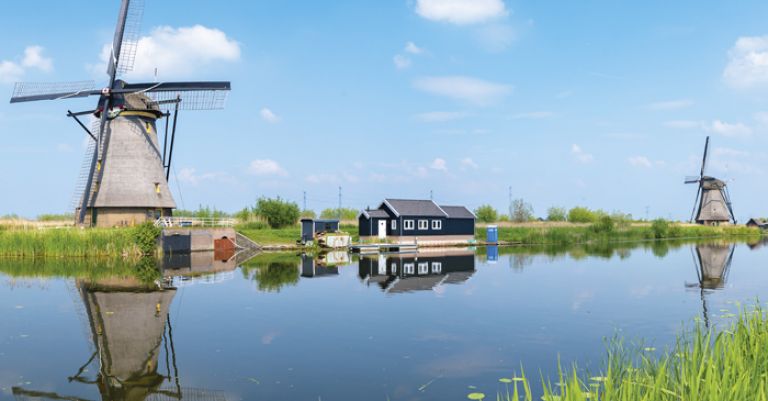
[358,249,475,293]
[686,243,735,327]
[13,274,227,400]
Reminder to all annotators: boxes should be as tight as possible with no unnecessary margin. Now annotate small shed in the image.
[746,218,768,229]
[301,219,340,243]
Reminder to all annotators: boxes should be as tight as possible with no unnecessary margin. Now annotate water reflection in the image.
[686,243,736,327]
[358,249,475,293]
[300,251,349,278]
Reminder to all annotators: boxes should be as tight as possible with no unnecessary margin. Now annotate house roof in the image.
[440,205,475,219]
[383,199,448,217]
[359,209,390,219]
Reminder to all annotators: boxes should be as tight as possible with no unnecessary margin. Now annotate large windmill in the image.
[684,136,736,225]
[9,0,231,227]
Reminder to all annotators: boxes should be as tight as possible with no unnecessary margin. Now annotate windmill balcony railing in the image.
[155,217,235,228]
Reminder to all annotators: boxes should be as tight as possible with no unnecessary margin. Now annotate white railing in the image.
[155,217,235,228]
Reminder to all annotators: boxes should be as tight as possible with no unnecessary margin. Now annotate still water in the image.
[1,240,766,400]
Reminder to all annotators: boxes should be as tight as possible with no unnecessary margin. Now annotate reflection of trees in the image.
[509,254,533,270]
[241,253,300,292]
[650,241,670,258]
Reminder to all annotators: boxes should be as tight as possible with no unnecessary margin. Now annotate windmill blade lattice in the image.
[108,0,145,77]
[10,81,97,103]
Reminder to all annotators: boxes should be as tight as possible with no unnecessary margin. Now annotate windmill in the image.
[685,243,735,328]
[684,136,736,225]
[8,0,231,227]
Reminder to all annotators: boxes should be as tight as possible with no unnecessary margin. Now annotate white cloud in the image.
[414,75,512,105]
[260,108,280,124]
[94,25,240,79]
[416,111,469,122]
[405,41,424,54]
[177,167,235,186]
[393,54,411,70]
[571,144,594,164]
[430,158,448,171]
[510,111,554,120]
[474,23,516,52]
[460,157,479,169]
[648,99,693,111]
[628,156,653,168]
[754,111,768,126]
[0,45,53,84]
[664,120,701,129]
[248,159,287,177]
[723,35,768,88]
[415,0,508,25]
[708,120,752,138]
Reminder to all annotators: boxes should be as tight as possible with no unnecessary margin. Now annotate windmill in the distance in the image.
[685,136,736,225]
[9,0,231,227]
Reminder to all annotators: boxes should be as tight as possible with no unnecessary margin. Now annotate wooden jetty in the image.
[350,243,419,255]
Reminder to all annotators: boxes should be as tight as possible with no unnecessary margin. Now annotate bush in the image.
[132,222,161,256]
[651,218,669,239]
[37,213,75,222]
[474,205,498,223]
[547,207,567,222]
[591,215,615,233]
[568,206,597,223]
[175,205,230,219]
[511,198,534,223]
[320,208,358,220]
[254,197,300,228]
[301,209,317,219]
[497,214,510,222]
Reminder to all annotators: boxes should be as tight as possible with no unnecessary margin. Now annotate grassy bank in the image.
[0,223,160,258]
[476,222,761,245]
[236,223,359,245]
[480,305,768,401]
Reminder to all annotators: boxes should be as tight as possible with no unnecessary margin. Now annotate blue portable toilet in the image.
[486,225,498,244]
[486,245,499,263]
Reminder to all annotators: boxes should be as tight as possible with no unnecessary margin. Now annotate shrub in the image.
[132,222,161,256]
[37,213,75,222]
[497,214,510,222]
[591,215,615,233]
[568,206,597,223]
[511,198,534,223]
[254,197,300,228]
[320,207,358,220]
[547,207,567,222]
[651,218,669,239]
[301,209,317,219]
[474,205,498,223]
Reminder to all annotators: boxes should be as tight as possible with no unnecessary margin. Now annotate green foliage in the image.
[132,222,162,256]
[241,253,300,292]
[511,199,534,223]
[591,215,615,233]
[651,218,669,239]
[253,197,300,228]
[175,205,230,219]
[0,227,141,258]
[498,214,511,222]
[133,257,161,283]
[475,204,499,223]
[320,207,358,220]
[36,213,75,222]
[547,207,567,222]
[568,206,598,223]
[301,209,317,219]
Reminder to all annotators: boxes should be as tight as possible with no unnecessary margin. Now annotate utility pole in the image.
[508,186,513,218]
[338,186,342,220]
[645,205,650,221]
[430,190,433,201]
[303,191,307,212]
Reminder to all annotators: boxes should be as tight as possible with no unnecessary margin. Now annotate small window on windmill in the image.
[145,122,152,133]
[96,160,102,172]
[154,182,161,194]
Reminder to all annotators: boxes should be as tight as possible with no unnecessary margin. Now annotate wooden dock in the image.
[350,243,419,255]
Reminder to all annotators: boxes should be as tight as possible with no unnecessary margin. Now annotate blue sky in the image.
[1,0,767,221]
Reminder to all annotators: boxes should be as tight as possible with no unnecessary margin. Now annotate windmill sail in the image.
[108,0,145,77]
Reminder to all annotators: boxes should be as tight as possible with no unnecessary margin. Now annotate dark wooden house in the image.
[746,218,768,229]
[358,199,475,244]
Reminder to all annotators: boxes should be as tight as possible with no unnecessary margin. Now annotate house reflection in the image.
[301,251,349,278]
[358,249,475,293]
[686,243,735,327]
[13,275,227,401]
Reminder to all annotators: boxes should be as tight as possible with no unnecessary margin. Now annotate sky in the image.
[1,0,767,221]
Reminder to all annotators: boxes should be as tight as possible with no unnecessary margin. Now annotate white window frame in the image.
[431,220,442,230]
[431,262,442,273]
[404,220,415,230]
[418,262,429,274]
[391,220,397,230]
[418,219,428,230]
[391,262,397,274]
[404,263,415,275]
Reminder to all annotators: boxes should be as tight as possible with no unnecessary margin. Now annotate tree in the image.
[474,204,498,223]
[511,198,534,222]
[547,207,567,222]
[320,207,358,220]
[568,206,597,223]
[254,197,300,228]
[300,209,317,219]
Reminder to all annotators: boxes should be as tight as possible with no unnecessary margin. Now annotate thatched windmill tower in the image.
[9,0,231,227]
[685,137,736,225]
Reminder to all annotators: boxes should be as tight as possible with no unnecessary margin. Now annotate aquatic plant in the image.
[0,227,141,258]
[490,305,768,401]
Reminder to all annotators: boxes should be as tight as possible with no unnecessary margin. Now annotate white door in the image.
[378,220,387,239]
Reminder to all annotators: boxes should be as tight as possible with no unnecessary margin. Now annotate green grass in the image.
[236,223,359,246]
[0,227,143,258]
[478,224,761,246]
[0,256,154,281]
[476,305,768,401]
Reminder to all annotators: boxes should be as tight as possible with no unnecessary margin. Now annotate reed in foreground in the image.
[483,305,768,401]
